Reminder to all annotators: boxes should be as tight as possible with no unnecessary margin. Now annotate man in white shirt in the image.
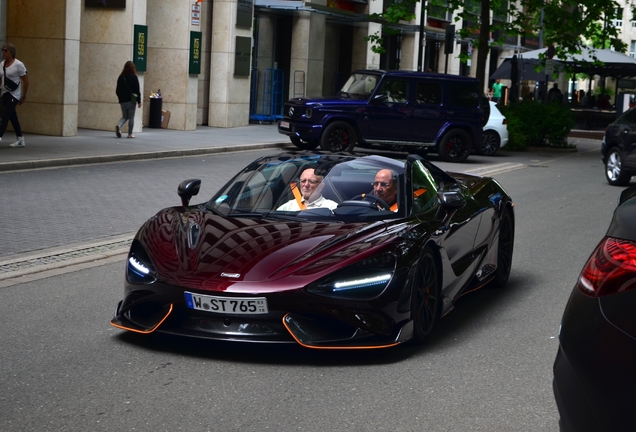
[277,168,338,211]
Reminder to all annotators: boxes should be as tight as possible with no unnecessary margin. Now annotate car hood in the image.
[137,207,395,293]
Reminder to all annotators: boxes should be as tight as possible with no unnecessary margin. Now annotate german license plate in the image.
[184,292,268,314]
[279,120,290,129]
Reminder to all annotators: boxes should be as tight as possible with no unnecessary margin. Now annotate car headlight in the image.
[306,253,395,300]
[305,108,313,119]
[126,240,157,284]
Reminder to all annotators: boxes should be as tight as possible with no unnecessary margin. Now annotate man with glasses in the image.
[371,169,398,212]
[277,168,338,211]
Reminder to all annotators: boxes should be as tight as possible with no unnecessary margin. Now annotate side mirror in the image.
[371,94,388,104]
[178,179,201,207]
[438,190,465,210]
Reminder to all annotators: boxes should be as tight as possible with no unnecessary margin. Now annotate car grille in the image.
[284,104,301,120]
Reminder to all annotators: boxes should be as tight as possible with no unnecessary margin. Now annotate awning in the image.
[490,58,557,82]
[507,47,636,78]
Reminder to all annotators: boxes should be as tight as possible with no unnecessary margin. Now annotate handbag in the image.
[3,66,19,92]
[124,75,139,104]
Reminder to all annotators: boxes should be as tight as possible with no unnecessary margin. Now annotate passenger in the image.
[371,169,398,212]
[277,168,338,211]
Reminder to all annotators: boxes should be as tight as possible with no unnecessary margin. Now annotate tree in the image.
[367,0,627,92]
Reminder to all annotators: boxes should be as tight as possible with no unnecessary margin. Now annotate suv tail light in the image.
[578,237,636,297]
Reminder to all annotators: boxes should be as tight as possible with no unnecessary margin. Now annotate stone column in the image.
[351,0,381,71]
[254,14,275,113]
[146,0,199,130]
[290,11,326,98]
[6,0,82,136]
[208,0,253,127]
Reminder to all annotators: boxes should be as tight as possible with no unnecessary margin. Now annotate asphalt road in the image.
[0,141,622,431]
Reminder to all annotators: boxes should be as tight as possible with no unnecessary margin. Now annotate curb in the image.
[0,141,291,172]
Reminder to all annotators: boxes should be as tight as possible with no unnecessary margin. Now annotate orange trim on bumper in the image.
[282,314,400,350]
[110,304,174,334]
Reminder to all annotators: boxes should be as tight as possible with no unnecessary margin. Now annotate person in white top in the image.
[277,168,338,211]
[0,43,28,148]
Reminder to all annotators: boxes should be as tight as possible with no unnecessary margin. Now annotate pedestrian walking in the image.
[490,79,503,103]
[547,83,564,104]
[0,43,29,148]
[115,61,142,138]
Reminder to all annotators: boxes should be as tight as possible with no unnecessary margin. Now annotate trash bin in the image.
[149,97,162,128]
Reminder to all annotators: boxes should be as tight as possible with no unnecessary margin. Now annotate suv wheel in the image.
[605,147,632,186]
[290,137,320,150]
[476,131,500,156]
[438,129,471,163]
[320,121,357,152]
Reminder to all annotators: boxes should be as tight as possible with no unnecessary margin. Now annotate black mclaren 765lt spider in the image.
[111,152,514,349]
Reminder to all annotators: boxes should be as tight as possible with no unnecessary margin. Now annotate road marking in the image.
[462,162,526,177]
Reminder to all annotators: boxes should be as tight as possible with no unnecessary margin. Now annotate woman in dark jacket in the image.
[115,61,142,138]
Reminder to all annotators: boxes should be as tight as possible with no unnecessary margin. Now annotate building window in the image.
[427,0,452,22]
[612,7,623,27]
[493,0,508,22]
[630,41,636,58]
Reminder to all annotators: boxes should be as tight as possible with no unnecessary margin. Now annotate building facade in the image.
[0,0,515,137]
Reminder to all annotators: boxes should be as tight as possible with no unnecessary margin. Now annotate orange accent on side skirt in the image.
[282,314,400,350]
[110,304,174,334]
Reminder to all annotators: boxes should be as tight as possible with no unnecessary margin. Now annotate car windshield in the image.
[206,154,436,222]
[339,73,379,100]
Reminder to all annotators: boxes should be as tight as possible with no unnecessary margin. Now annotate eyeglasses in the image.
[300,179,319,185]
[1,49,7,52]
[372,181,391,188]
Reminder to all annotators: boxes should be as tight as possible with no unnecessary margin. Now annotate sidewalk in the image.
[0,123,289,172]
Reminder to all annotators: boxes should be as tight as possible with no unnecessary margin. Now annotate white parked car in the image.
[476,101,509,156]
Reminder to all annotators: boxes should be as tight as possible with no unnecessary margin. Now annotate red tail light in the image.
[578,237,636,297]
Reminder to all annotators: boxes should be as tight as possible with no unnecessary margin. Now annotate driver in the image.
[277,168,338,211]
[372,169,398,212]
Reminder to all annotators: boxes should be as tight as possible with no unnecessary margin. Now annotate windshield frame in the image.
[205,153,444,222]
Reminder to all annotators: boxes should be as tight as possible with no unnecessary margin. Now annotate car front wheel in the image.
[410,247,441,344]
[438,129,471,162]
[605,148,632,186]
[491,207,514,288]
[320,121,357,152]
[476,130,500,156]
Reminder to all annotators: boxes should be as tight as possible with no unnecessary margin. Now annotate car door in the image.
[410,160,482,300]
[614,109,636,168]
[412,80,445,143]
[359,78,414,142]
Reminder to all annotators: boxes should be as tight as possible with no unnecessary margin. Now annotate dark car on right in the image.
[553,185,636,431]
[602,108,636,186]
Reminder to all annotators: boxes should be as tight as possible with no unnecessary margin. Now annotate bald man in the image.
[277,168,338,211]
[372,169,398,211]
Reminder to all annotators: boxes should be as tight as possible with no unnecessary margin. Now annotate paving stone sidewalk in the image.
[0,123,288,172]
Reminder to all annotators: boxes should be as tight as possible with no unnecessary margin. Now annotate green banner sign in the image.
[134,25,148,72]
[234,36,251,77]
[189,31,202,75]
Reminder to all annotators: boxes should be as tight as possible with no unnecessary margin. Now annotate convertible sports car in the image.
[111,153,515,349]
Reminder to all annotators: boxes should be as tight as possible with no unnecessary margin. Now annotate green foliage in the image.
[500,100,575,149]
[594,86,614,96]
